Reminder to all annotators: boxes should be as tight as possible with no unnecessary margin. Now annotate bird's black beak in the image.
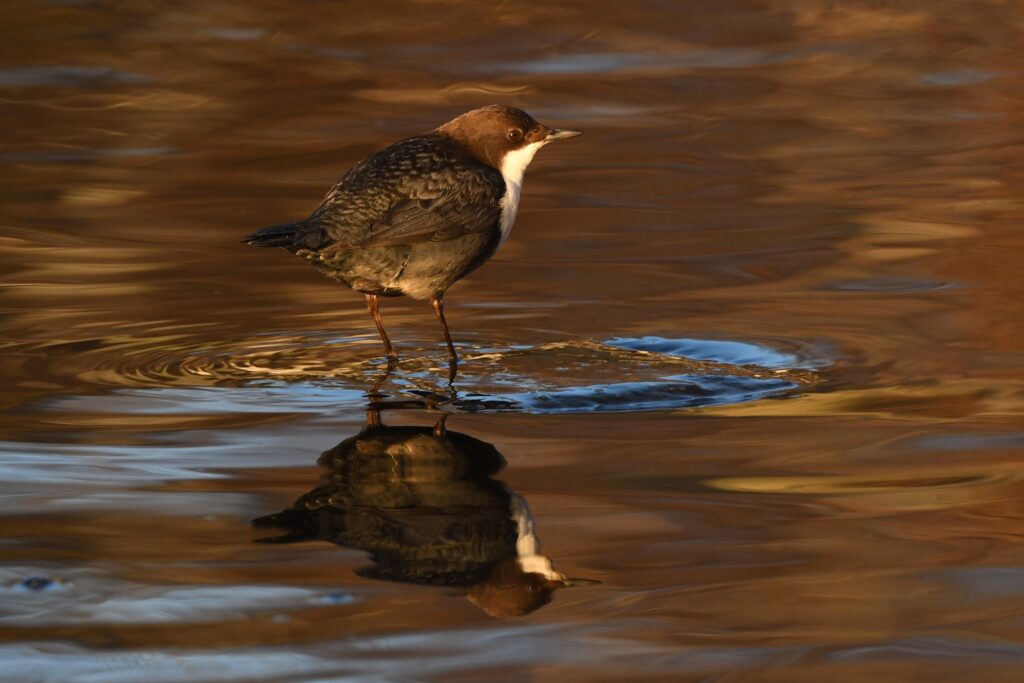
[544,128,583,142]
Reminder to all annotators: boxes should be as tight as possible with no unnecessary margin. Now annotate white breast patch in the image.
[510,491,565,582]
[497,140,545,248]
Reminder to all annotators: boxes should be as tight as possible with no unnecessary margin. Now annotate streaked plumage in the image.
[244,105,581,371]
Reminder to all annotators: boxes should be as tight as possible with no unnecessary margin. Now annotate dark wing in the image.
[306,135,505,251]
[360,169,504,248]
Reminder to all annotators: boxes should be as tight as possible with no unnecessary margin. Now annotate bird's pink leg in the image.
[431,294,458,382]
[365,293,398,361]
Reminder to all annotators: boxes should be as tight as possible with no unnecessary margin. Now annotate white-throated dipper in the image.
[244,105,581,373]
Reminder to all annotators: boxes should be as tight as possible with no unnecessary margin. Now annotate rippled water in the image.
[2,1,1024,681]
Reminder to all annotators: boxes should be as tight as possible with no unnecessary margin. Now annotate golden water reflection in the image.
[254,410,590,618]
[2,0,1024,680]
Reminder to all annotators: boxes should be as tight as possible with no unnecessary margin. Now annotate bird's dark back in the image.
[307,134,501,244]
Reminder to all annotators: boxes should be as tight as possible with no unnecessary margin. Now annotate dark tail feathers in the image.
[243,222,303,248]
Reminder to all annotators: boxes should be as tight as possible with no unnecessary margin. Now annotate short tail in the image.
[243,222,303,248]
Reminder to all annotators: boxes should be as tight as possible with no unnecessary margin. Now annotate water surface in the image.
[2,1,1023,681]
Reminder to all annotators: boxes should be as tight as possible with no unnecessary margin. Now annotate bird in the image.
[243,105,581,376]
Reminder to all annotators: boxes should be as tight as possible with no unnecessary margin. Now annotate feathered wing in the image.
[306,135,505,252]
[360,171,504,247]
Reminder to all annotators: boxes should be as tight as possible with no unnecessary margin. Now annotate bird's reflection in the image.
[253,409,587,617]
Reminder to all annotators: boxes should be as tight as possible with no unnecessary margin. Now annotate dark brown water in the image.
[3,2,1024,681]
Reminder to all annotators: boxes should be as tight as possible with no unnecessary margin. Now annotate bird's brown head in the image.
[436,105,581,177]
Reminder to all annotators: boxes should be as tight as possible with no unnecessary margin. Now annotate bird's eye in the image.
[506,128,522,142]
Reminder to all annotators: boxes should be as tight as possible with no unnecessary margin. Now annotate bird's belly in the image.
[392,232,499,299]
[316,231,499,300]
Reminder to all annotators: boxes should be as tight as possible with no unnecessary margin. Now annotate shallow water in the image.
[2,1,1024,681]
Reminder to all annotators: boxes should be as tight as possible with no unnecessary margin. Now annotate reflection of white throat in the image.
[509,491,564,581]
[498,141,545,248]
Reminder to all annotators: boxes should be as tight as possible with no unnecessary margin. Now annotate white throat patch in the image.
[497,140,545,248]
